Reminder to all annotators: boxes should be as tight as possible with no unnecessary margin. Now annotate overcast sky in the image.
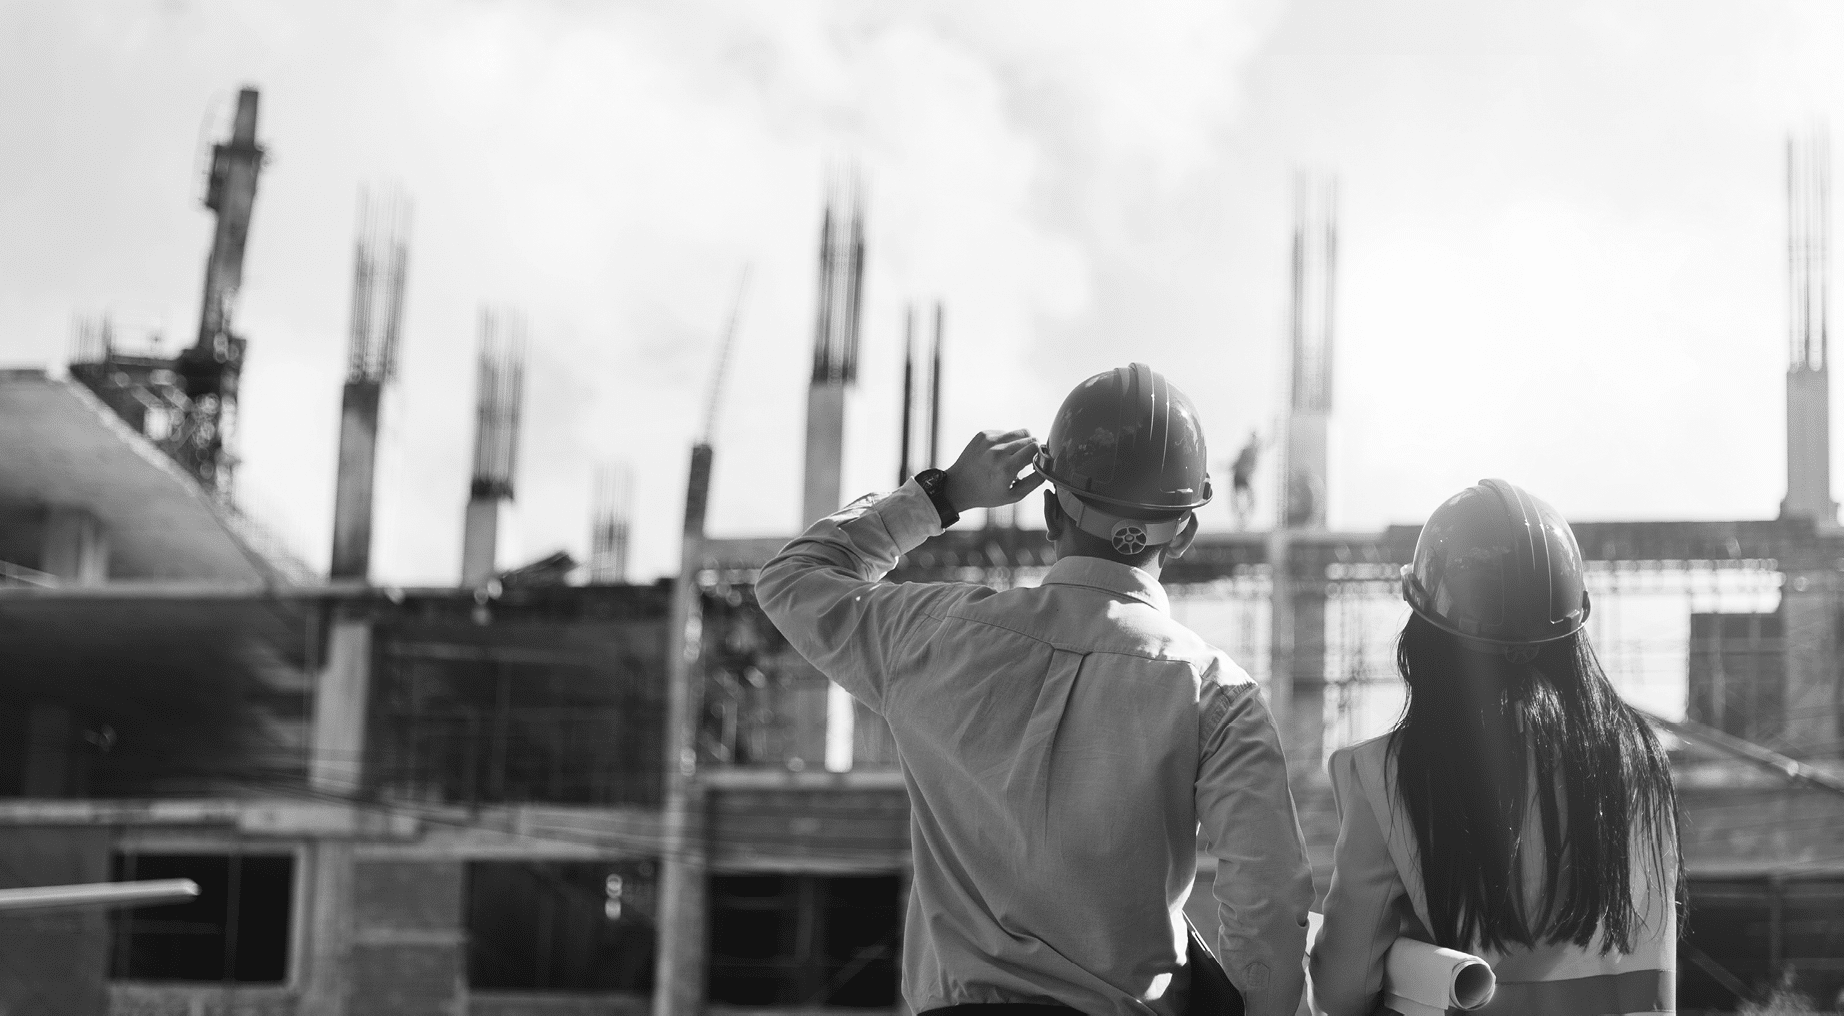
[4,1,1843,583]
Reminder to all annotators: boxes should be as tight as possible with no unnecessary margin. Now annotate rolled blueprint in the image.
[1304,912,1495,1016]
[1381,937,1495,1015]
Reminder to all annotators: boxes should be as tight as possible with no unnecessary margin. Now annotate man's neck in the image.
[1053,546,1163,581]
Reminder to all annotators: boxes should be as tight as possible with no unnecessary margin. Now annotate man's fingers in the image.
[1002,470,1048,503]
[992,436,1036,459]
[1000,440,1039,471]
[969,428,1029,452]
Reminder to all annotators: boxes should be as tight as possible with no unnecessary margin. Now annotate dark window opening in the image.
[108,853,293,983]
[465,860,657,992]
[709,874,900,1009]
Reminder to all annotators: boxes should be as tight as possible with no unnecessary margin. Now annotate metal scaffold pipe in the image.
[0,879,200,913]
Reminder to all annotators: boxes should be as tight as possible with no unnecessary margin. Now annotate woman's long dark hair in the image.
[1391,613,1681,955]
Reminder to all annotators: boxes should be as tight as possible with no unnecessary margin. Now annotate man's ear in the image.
[1042,490,1063,541]
[1164,513,1199,560]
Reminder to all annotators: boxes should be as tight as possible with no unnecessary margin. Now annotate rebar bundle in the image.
[470,308,527,498]
[810,170,865,386]
[1789,128,1830,373]
[346,186,412,385]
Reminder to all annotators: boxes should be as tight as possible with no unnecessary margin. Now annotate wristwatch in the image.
[913,468,960,528]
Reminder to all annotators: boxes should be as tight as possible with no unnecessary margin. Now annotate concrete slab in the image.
[0,371,297,583]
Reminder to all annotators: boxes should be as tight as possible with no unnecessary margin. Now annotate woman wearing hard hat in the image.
[1309,480,1681,1015]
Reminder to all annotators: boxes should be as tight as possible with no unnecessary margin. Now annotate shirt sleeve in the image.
[1307,747,1407,1015]
[1196,664,1314,1017]
[755,480,979,714]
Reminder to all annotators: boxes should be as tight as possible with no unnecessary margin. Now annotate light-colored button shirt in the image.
[757,481,1314,1016]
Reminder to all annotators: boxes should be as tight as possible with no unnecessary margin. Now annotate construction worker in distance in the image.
[1309,480,1680,1015]
[759,363,1314,1016]
[1229,430,1262,529]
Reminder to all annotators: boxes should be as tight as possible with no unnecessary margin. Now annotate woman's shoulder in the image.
[1327,731,1396,785]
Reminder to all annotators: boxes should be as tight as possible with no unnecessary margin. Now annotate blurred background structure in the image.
[328,184,409,582]
[0,66,1842,1017]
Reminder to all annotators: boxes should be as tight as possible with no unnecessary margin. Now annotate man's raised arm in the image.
[756,429,1044,713]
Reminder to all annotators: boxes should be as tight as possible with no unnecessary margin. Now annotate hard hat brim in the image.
[1399,567,1593,648]
[1035,451,1212,516]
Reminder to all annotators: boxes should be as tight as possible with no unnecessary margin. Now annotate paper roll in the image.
[1305,913,1496,1016]
[1382,938,1496,1015]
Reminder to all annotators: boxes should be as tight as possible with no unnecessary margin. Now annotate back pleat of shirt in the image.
[1001,647,1088,843]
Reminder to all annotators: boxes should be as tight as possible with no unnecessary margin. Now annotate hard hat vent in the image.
[1112,523,1149,555]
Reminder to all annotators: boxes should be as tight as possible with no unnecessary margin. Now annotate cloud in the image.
[10,0,1839,586]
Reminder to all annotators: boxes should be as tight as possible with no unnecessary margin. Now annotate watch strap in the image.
[914,469,960,528]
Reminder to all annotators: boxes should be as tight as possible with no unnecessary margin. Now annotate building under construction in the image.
[0,90,677,1015]
[0,90,1841,1016]
[670,165,1844,1013]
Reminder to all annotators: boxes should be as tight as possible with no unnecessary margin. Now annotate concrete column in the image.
[459,496,501,587]
[311,615,373,797]
[299,841,356,1015]
[1267,532,1327,775]
[1782,368,1838,526]
[825,682,856,772]
[656,443,713,1015]
[803,382,859,776]
[1267,531,1293,757]
[802,382,846,528]
[1283,411,1329,529]
[40,506,107,584]
[330,381,382,580]
[1779,569,1840,758]
[1290,587,1327,770]
[655,785,710,1014]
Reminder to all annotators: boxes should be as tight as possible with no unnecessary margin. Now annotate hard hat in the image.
[1401,479,1592,647]
[1034,363,1212,554]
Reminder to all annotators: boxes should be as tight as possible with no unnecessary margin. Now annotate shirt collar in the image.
[1040,555,1171,615]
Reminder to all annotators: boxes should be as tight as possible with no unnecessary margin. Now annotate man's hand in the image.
[942,429,1047,511]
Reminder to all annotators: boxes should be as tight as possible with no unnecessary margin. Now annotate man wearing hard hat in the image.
[759,363,1312,1015]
